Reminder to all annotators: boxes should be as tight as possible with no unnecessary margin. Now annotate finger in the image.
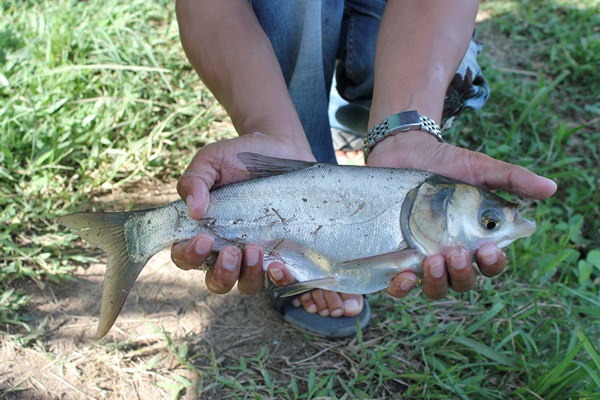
[422,255,449,300]
[177,170,213,220]
[466,151,557,200]
[237,244,264,294]
[386,271,418,299]
[445,247,476,293]
[476,244,506,278]
[267,262,296,287]
[171,233,214,270]
[176,147,221,220]
[204,245,242,294]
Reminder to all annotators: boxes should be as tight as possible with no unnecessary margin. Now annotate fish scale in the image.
[201,164,431,263]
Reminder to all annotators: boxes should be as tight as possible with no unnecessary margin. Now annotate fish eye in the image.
[480,209,501,231]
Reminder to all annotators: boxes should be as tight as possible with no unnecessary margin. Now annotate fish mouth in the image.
[495,215,536,249]
[515,215,537,238]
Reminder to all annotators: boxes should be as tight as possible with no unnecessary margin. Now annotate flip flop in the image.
[267,282,371,339]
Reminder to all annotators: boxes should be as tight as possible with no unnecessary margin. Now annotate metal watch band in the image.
[363,110,442,161]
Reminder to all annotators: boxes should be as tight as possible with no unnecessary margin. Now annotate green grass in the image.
[0,0,229,328]
[1,0,599,398]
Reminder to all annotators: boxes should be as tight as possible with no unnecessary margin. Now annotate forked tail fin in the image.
[60,211,151,339]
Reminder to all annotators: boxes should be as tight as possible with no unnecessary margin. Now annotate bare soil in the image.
[0,249,298,399]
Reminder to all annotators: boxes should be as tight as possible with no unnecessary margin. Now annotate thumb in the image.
[465,151,557,200]
[177,162,216,220]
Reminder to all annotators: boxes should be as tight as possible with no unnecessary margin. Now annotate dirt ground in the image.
[0,249,295,399]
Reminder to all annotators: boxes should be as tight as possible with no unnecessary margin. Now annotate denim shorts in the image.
[249,0,490,163]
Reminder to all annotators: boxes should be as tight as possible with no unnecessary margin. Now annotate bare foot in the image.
[335,150,365,166]
[291,290,363,317]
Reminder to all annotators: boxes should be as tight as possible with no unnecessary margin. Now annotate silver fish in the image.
[61,153,536,338]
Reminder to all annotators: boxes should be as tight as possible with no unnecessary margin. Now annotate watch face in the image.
[387,110,420,130]
[365,110,442,157]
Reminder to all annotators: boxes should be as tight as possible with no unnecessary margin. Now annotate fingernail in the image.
[245,247,260,267]
[292,298,301,307]
[221,249,239,271]
[449,249,468,270]
[186,195,195,216]
[539,176,558,190]
[429,258,445,278]
[319,309,330,317]
[399,276,416,291]
[479,246,499,265]
[269,267,284,281]
[194,237,213,256]
[306,304,317,314]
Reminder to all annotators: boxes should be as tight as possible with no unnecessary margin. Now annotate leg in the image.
[335,0,386,109]
[250,0,344,163]
[250,1,370,338]
[329,0,386,154]
[334,0,489,135]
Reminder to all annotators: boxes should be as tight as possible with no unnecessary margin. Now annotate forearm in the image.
[369,0,479,128]
[176,0,308,147]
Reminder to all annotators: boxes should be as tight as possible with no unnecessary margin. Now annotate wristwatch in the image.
[363,110,442,160]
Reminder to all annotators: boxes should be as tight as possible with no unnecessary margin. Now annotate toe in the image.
[323,291,344,317]
[340,293,363,317]
[299,291,318,314]
[308,289,329,316]
[296,290,364,318]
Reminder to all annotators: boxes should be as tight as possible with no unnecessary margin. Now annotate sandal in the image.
[267,282,371,339]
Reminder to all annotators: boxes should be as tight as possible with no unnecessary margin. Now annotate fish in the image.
[61,153,537,338]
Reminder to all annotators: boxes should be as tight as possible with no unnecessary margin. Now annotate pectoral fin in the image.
[273,248,426,297]
[278,277,339,298]
[335,249,424,274]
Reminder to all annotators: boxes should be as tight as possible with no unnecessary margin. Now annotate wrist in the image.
[364,110,442,162]
[238,128,314,160]
[237,114,311,152]
[369,81,446,131]
[366,131,440,168]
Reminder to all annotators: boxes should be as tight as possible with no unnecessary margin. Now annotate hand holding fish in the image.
[172,129,557,305]
[61,135,551,338]
[366,131,557,300]
[172,133,315,295]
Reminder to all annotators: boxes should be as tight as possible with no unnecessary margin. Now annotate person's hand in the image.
[367,132,557,300]
[172,132,315,295]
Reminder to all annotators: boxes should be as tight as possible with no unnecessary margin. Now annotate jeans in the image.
[249,0,489,163]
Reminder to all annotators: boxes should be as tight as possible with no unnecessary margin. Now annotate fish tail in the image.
[60,210,154,339]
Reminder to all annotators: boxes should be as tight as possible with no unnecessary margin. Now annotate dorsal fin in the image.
[237,152,316,178]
